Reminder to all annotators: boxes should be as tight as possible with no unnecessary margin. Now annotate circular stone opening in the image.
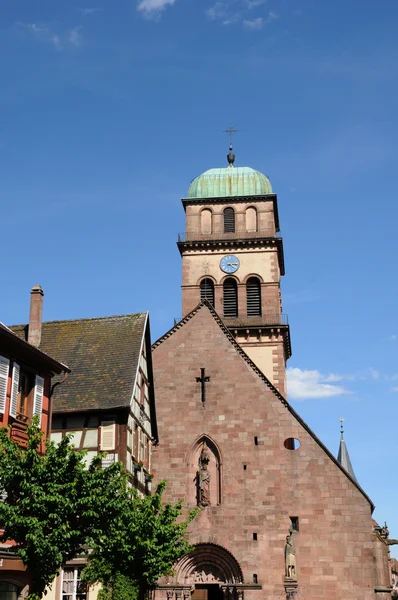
[284,438,301,450]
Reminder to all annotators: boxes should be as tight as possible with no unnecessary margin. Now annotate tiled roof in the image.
[11,314,147,412]
[0,322,69,375]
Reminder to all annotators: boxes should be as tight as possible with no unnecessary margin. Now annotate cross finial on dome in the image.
[224,125,238,166]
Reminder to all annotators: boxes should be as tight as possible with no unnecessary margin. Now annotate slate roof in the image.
[11,314,148,412]
[337,430,358,483]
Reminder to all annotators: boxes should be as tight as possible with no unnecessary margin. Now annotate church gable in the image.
[153,301,372,509]
[152,301,376,598]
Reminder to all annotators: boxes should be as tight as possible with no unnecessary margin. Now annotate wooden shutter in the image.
[223,208,235,233]
[246,277,262,316]
[100,421,116,451]
[0,356,10,414]
[33,375,44,428]
[200,279,214,306]
[223,278,238,317]
[9,363,20,419]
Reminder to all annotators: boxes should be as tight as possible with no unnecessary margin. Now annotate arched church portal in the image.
[172,544,243,600]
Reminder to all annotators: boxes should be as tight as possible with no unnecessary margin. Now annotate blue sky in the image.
[1,0,398,554]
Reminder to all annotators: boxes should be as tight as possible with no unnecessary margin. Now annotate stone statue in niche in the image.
[197,443,211,507]
[285,530,297,580]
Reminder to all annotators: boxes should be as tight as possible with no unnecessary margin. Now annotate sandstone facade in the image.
[152,304,387,600]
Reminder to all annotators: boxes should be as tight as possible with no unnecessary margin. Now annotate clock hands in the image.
[220,255,240,273]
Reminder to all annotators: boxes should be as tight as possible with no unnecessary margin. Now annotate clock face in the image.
[220,255,240,274]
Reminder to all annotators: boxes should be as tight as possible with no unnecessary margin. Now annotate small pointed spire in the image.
[337,418,358,483]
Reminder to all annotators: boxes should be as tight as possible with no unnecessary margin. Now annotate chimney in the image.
[28,285,44,347]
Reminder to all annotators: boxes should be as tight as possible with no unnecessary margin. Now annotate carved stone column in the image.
[221,586,231,600]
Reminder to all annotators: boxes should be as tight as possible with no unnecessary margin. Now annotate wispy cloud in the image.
[137,0,177,16]
[207,1,277,29]
[18,23,62,50]
[390,334,397,341]
[67,27,82,48]
[287,366,384,400]
[17,22,82,50]
[243,10,277,29]
[287,368,352,400]
[369,367,380,380]
[243,17,264,29]
[206,2,227,20]
[78,7,102,16]
[244,0,266,8]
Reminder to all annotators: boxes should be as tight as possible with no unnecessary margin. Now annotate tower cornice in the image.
[229,323,292,360]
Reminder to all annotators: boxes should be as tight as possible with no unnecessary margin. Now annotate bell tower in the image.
[177,146,291,396]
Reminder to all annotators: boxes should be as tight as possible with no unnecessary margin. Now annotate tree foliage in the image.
[0,419,126,600]
[97,573,138,600]
[82,481,199,595]
[0,420,198,600]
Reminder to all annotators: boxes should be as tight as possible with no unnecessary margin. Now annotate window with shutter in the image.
[100,421,116,451]
[223,207,235,233]
[33,375,44,428]
[200,278,215,306]
[246,277,262,316]
[9,363,20,419]
[0,356,9,414]
[223,278,238,317]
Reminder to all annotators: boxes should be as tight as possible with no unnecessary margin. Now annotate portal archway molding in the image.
[175,543,244,585]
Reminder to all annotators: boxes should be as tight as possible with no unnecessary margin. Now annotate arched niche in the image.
[245,206,257,232]
[201,209,212,235]
[175,543,244,585]
[189,435,222,506]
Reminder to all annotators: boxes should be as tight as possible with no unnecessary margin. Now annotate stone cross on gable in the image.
[196,368,210,404]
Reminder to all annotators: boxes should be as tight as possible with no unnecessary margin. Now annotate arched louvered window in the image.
[200,278,215,306]
[223,278,238,317]
[246,277,261,316]
[224,207,235,233]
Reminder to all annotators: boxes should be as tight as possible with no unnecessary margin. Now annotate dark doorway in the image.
[192,585,223,600]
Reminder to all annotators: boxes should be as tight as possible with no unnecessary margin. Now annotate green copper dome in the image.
[187,165,272,199]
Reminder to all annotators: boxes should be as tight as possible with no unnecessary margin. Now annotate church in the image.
[2,144,395,600]
[151,145,393,600]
